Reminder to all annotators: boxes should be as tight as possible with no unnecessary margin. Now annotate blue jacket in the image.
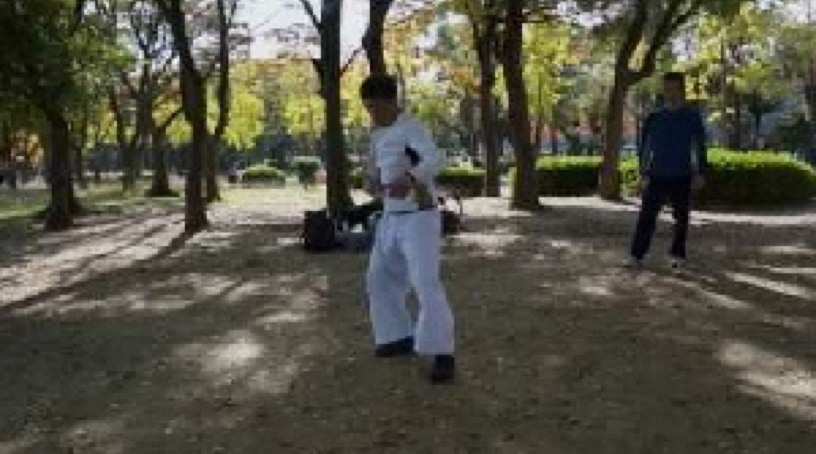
[639,106,708,179]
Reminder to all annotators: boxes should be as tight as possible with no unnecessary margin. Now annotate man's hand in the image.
[383,175,414,199]
[692,174,705,191]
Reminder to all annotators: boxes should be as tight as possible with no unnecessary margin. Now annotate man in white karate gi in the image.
[361,74,455,384]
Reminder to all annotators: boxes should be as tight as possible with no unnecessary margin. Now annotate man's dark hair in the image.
[360,74,398,100]
[663,71,686,86]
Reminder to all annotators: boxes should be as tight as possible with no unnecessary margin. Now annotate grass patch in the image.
[0,183,183,231]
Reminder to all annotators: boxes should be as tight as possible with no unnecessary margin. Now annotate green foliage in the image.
[242,164,286,185]
[698,150,816,204]
[688,3,787,116]
[507,150,816,204]
[535,156,603,196]
[621,150,816,205]
[523,22,575,126]
[0,0,126,117]
[437,167,486,197]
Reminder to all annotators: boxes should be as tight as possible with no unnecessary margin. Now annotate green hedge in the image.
[520,151,816,205]
[621,150,816,205]
[535,156,602,196]
[243,165,286,185]
[436,167,485,197]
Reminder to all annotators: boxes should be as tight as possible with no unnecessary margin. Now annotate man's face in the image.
[663,79,685,106]
[363,98,397,127]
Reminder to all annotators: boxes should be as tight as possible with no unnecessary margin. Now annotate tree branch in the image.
[633,0,700,81]
[157,106,184,132]
[615,0,649,80]
[341,46,364,75]
[298,0,322,33]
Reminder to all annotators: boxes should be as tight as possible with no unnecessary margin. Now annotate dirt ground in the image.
[1,188,815,453]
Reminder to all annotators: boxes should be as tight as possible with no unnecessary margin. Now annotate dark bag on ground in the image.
[301,210,339,252]
[439,192,463,236]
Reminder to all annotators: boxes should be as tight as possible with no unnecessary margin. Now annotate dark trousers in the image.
[631,177,692,260]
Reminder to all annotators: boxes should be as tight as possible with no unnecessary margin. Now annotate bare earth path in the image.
[1,188,815,453]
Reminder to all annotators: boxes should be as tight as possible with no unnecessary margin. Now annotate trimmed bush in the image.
[619,158,641,194]
[242,165,286,185]
[436,167,485,197]
[700,150,816,204]
[535,156,602,196]
[621,149,816,205]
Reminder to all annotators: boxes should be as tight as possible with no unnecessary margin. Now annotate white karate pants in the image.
[366,209,455,355]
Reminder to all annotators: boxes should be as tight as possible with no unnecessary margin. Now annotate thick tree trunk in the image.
[502,0,538,210]
[363,0,394,75]
[322,0,352,213]
[109,90,138,192]
[475,14,500,197]
[44,113,75,231]
[479,88,500,196]
[600,76,629,200]
[159,0,209,233]
[148,123,174,197]
[182,73,209,233]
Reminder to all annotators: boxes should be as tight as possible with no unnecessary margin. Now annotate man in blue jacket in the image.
[630,72,707,269]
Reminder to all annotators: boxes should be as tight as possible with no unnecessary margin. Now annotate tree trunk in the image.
[181,71,209,233]
[148,122,174,197]
[108,90,138,192]
[186,109,209,233]
[502,0,538,210]
[44,112,75,231]
[205,0,235,204]
[322,0,352,213]
[600,76,629,200]
[135,93,151,180]
[363,0,394,75]
[479,88,500,196]
[204,138,220,202]
[0,122,14,190]
[807,65,816,151]
[729,89,743,150]
[74,143,86,190]
[159,0,209,233]
[475,14,500,197]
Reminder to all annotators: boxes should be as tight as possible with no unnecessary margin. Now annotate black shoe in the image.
[374,337,415,358]
[430,355,455,384]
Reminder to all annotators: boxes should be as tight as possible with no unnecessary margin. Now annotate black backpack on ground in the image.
[301,210,339,252]
[439,191,464,236]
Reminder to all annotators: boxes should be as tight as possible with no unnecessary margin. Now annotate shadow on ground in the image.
[0,193,815,453]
